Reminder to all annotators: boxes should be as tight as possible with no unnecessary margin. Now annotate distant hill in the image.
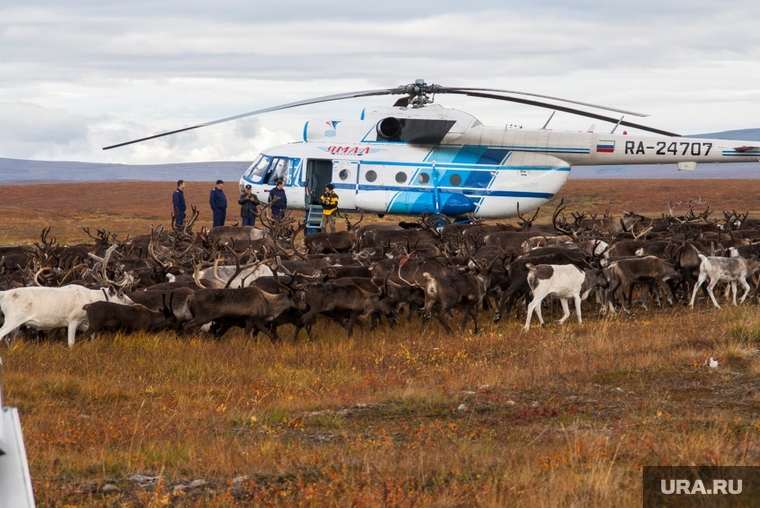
[0,158,250,185]
[688,128,760,140]
[1,127,759,184]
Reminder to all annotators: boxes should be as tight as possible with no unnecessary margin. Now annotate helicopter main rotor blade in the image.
[434,86,648,117]
[459,91,680,137]
[102,88,399,150]
[103,79,666,151]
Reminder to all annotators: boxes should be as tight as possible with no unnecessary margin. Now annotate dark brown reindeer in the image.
[303,212,364,254]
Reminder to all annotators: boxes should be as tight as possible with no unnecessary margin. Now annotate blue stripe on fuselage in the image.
[334,182,555,199]
[358,160,569,172]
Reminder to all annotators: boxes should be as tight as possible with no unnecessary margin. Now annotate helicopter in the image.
[105,79,760,224]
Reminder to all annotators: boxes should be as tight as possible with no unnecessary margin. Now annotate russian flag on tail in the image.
[596,140,615,153]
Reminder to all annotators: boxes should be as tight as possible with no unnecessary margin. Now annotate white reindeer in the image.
[523,263,600,332]
[689,254,760,309]
[0,286,133,347]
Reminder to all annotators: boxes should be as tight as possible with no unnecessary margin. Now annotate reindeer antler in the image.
[516,202,540,230]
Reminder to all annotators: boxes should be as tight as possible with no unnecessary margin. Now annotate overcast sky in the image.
[1,0,759,165]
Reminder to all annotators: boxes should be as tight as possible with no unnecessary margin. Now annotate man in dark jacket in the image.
[173,180,186,228]
[268,179,287,219]
[209,179,227,228]
[238,184,260,226]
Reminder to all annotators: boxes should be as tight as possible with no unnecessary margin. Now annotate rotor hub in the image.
[396,79,438,108]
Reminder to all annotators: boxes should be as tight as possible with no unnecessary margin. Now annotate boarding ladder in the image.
[304,204,323,234]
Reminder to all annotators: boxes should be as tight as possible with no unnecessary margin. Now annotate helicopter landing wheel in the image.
[425,213,451,228]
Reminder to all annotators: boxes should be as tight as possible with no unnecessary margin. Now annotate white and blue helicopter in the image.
[105,79,759,224]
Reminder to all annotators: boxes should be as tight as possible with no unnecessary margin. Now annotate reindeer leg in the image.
[494,290,511,323]
[367,312,377,330]
[468,305,480,334]
[721,281,733,304]
[739,278,751,305]
[639,283,650,311]
[493,294,505,323]
[301,310,319,327]
[690,273,708,308]
[0,319,24,346]
[537,298,549,327]
[460,305,471,331]
[264,322,284,342]
[706,280,722,309]
[421,300,436,331]
[605,276,622,315]
[627,282,639,311]
[67,320,81,348]
[436,306,453,334]
[523,296,541,332]
[346,310,362,337]
[557,298,571,325]
[253,320,280,342]
[384,308,398,328]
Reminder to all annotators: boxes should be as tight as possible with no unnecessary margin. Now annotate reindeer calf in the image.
[689,254,760,309]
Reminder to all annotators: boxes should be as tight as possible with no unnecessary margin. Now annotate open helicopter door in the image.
[332,160,358,210]
[305,159,332,206]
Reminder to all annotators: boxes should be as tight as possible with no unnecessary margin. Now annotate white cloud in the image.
[0,1,758,163]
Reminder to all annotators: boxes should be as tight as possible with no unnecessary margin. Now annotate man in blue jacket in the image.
[209,179,227,228]
[268,179,287,219]
[172,180,186,228]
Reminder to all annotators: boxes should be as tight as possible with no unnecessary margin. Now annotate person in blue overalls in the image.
[209,179,227,228]
[172,179,186,228]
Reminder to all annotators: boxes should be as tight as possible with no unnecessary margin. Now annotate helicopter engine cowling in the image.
[376,117,403,141]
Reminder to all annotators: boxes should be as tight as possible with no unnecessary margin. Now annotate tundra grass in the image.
[3,180,760,506]
[3,305,760,507]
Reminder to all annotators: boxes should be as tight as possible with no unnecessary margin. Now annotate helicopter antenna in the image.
[542,111,556,130]
[611,116,625,134]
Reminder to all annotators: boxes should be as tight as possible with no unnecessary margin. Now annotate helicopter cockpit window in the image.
[250,155,271,178]
[272,159,289,181]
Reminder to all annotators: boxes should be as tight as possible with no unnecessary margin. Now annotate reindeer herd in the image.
[1,197,760,347]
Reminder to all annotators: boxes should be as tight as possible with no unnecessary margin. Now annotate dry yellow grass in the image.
[2,180,760,506]
[2,179,759,244]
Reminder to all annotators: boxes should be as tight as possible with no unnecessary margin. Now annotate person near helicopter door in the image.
[238,184,260,226]
[268,179,287,219]
[320,183,339,233]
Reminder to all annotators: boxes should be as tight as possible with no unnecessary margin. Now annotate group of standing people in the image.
[172,178,292,229]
